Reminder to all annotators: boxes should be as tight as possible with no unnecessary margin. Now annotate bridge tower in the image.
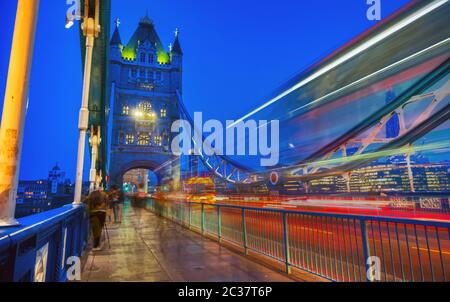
[108,14,183,190]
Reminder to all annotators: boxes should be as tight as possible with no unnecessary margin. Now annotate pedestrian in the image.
[105,189,114,223]
[132,183,146,208]
[84,190,108,251]
[110,185,124,223]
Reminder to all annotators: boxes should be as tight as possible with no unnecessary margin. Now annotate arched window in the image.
[140,52,146,63]
[137,133,150,146]
[138,101,152,113]
[160,108,167,118]
[148,54,154,64]
[125,133,134,145]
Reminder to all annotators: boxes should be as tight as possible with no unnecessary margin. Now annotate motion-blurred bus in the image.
[183,177,216,202]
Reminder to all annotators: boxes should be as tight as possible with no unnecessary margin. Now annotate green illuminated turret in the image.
[121,13,170,64]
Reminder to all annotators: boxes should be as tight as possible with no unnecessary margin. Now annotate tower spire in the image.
[110,17,122,46]
[140,9,153,24]
[171,27,183,55]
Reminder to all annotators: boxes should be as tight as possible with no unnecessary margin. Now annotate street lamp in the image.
[65,18,74,29]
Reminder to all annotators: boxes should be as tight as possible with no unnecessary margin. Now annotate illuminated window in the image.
[125,133,134,145]
[138,101,152,113]
[154,135,162,146]
[137,133,150,146]
[160,108,167,118]
[122,105,129,115]
[140,52,146,63]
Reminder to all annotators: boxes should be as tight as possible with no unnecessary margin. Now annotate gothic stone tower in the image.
[108,14,183,189]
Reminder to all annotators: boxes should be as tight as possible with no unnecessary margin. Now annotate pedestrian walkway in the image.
[81,203,323,282]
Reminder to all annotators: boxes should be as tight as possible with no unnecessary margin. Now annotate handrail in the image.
[186,201,450,228]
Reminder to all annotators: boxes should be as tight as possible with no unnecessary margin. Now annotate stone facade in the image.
[108,15,182,188]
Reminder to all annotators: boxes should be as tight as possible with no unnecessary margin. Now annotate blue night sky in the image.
[0,0,411,181]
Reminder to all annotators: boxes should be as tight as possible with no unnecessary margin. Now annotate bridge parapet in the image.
[0,205,88,282]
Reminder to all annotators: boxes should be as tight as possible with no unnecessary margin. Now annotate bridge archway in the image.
[110,160,165,189]
[123,168,160,194]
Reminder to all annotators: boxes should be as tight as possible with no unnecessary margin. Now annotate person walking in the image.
[110,185,124,223]
[84,190,108,251]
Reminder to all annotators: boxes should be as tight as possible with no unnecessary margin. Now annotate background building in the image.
[15,165,88,218]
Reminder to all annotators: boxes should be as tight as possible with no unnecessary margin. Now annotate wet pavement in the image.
[81,203,302,282]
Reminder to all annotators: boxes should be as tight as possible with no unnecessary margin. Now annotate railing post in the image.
[360,219,372,282]
[282,212,291,274]
[201,203,205,234]
[242,208,248,255]
[217,206,221,242]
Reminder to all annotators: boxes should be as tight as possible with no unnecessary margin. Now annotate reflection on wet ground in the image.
[81,202,317,282]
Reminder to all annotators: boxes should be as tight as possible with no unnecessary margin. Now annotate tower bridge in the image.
[108,13,182,190]
[0,0,449,282]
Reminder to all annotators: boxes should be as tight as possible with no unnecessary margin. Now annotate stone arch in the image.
[110,159,163,187]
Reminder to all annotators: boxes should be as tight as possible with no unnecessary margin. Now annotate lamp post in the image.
[73,0,101,204]
[0,0,40,226]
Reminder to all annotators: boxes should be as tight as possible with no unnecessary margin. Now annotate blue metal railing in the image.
[146,199,450,282]
[0,205,88,282]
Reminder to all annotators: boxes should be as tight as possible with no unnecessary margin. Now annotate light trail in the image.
[289,38,450,115]
[249,38,449,133]
[227,0,448,129]
[296,140,450,171]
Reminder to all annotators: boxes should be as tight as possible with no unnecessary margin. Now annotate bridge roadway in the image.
[81,202,323,282]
